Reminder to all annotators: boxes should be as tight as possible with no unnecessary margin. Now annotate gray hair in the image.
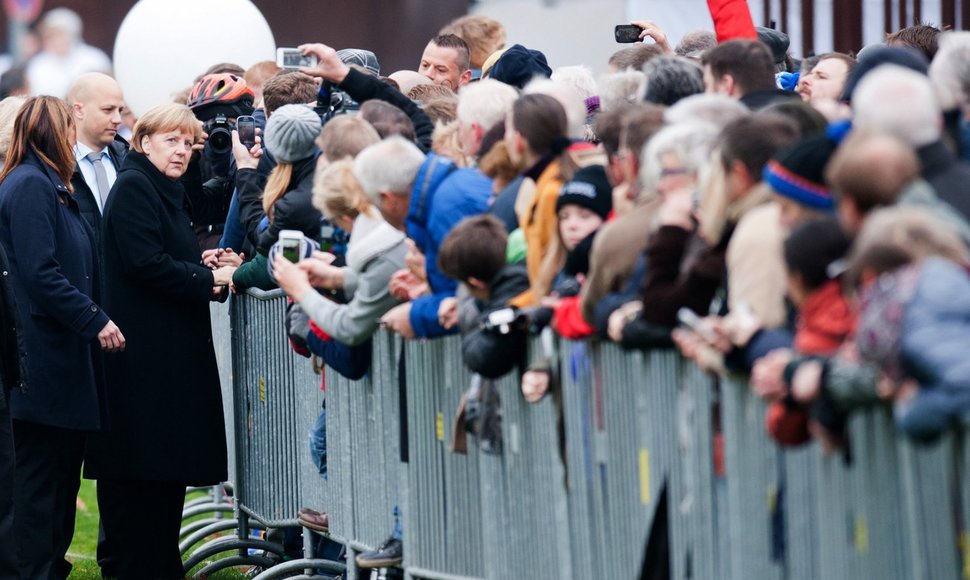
[456,78,518,130]
[551,65,599,102]
[929,31,970,110]
[523,77,587,140]
[598,70,647,112]
[639,122,719,196]
[675,30,718,60]
[664,93,748,130]
[643,56,705,106]
[353,136,426,203]
[852,64,941,147]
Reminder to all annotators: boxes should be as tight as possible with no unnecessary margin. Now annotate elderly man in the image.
[418,34,472,91]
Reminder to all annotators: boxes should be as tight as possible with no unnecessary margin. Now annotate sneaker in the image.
[355,537,403,568]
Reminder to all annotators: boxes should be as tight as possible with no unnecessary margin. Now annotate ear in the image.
[140,135,152,154]
[730,159,753,190]
[72,102,84,119]
[466,277,488,290]
[723,74,738,97]
[459,69,473,87]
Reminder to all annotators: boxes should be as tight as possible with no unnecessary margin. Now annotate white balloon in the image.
[113,0,276,117]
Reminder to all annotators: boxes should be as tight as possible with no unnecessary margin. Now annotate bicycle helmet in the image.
[186,73,255,118]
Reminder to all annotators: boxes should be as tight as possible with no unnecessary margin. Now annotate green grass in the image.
[66,480,247,579]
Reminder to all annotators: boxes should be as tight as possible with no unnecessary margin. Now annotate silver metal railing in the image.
[213,291,970,580]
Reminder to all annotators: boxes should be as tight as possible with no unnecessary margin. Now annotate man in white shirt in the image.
[68,72,127,251]
[28,8,111,98]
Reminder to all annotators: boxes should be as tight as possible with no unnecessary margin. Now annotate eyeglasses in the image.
[659,167,690,178]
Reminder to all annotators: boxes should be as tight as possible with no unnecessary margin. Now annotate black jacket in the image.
[917,140,970,220]
[460,265,531,379]
[71,135,129,252]
[338,68,434,152]
[85,152,227,483]
[257,153,322,253]
[0,151,108,430]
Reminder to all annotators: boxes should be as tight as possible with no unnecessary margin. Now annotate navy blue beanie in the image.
[488,44,552,89]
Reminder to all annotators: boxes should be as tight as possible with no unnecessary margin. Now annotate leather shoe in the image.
[297,507,329,533]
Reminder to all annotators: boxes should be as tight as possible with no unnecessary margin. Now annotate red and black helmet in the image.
[186,73,255,118]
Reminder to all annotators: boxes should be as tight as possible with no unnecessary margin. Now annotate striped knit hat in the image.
[763,133,839,211]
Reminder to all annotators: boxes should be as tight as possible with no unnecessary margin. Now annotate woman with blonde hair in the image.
[232,103,324,290]
[0,95,124,578]
[85,102,235,578]
[273,158,408,345]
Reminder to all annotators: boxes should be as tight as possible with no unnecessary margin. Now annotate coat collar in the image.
[121,151,186,208]
[346,211,405,270]
[23,149,72,200]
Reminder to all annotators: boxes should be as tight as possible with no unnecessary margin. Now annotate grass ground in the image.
[66,479,247,579]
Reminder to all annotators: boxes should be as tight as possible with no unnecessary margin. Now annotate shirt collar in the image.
[74,141,110,163]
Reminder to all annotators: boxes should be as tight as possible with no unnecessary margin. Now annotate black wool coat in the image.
[85,151,227,484]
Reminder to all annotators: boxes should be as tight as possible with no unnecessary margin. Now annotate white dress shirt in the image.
[74,141,118,214]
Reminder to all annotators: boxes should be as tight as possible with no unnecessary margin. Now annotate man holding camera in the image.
[68,72,128,250]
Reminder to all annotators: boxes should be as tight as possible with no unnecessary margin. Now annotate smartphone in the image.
[614,24,643,43]
[677,307,718,342]
[276,47,318,69]
[236,115,256,149]
[278,230,304,263]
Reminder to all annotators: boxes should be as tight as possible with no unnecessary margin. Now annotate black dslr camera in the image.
[314,80,359,125]
[200,114,235,156]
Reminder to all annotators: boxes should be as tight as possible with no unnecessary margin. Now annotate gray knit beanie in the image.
[263,104,321,163]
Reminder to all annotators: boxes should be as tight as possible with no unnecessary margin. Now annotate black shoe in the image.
[355,537,403,568]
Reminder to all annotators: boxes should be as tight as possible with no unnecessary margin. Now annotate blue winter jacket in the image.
[406,155,492,338]
[896,257,970,441]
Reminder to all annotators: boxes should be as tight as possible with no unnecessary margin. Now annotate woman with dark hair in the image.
[86,102,236,578]
[0,95,124,579]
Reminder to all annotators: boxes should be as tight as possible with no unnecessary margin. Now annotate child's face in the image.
[558,205,603,250]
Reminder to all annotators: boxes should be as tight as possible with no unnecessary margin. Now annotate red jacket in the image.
[708,0,757,43]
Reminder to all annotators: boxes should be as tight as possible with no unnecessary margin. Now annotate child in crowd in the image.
[765,218,853,446]
[535,164,613,339]
[437,215,530,379]
[847,208,970,441]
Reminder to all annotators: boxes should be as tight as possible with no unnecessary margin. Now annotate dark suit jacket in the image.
[71,135,130,254]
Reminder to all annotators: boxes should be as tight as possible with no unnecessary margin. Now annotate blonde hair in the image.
[131,102,202,154]
[312,158,374,221]
[0,96,26,169]
[431,121,469,167]
[847,207,970,288]
[262,163,293,220]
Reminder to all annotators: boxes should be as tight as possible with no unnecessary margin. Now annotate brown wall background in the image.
[1,0,470,73]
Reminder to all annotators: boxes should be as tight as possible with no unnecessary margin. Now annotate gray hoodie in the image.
[300,211,407,346]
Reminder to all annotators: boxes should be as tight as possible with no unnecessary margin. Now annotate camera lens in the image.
[207,126,232,155]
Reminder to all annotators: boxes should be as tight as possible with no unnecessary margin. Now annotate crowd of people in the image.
[0,1,969,578]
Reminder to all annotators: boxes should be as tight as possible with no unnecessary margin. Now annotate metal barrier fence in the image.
[213,291,970,580]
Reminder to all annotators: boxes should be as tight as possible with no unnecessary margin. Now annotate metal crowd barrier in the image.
[209,294,970,580]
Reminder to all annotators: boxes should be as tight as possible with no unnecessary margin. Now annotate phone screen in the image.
[279,49,317,69]
[237,116,256,149]
[281,238,301,263]
[614,25,643,43]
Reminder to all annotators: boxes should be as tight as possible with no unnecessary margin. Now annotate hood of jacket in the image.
[346,210,406,271]
[406,153,455,248]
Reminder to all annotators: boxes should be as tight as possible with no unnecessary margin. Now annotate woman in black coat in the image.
[85,102,236,579]
[0,96,125,580]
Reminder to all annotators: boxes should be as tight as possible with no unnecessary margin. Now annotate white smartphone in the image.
[278,230,305,263]
[677,307,718,343]
[276,47,318,70]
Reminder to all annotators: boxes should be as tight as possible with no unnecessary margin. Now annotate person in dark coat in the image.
[0,241,26,580]
[85,102,236,580]
[0,96,125,580]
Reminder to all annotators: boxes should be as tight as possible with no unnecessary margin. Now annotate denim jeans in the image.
[308,402,327,479]
[218,188,246,251]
